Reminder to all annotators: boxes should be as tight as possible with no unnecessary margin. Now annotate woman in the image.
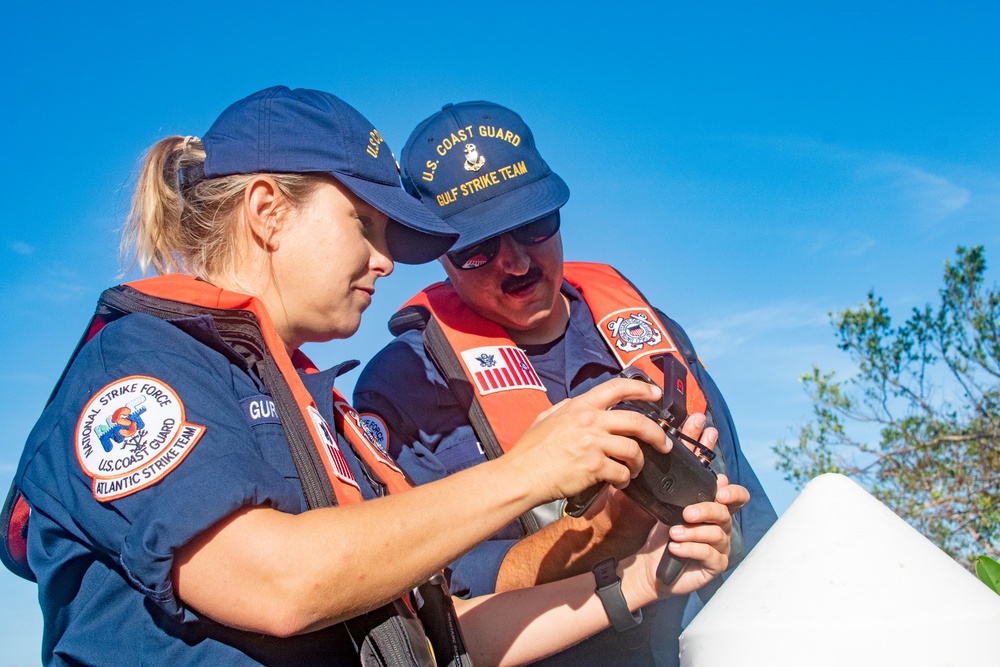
[10,86,743,666]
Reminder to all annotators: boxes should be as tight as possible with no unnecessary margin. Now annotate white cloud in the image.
[843,231,877,256]
[9,267,93,305]
[860,161,971,224]
[686,301,831,358]
[725,134,978,228]
[798,139,971,224]
[9,241,35,255]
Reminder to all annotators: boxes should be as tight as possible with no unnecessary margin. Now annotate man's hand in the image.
[626,474,750,600]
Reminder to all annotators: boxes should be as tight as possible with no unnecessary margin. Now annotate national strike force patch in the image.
[75,375,206,501]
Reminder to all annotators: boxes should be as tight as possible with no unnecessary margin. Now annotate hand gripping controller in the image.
[565,360,718,584]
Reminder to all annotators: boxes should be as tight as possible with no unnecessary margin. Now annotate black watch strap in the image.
[593,557,642,632]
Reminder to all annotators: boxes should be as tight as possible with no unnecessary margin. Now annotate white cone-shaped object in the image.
[680,473,1000,666]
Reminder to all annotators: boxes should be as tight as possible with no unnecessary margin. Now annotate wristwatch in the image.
[593,557,642,632]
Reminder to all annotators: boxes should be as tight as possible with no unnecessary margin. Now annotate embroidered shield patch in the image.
[597,307,677,367]
[75,375,205,501]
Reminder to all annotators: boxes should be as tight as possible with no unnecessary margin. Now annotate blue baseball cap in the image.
[201,86,457,264]
[400,101,570,253]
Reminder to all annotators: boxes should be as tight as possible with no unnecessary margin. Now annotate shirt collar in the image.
[561,280,621,381]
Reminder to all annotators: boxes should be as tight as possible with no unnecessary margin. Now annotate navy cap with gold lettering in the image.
[399,101,569,253]
[202,86,457,264]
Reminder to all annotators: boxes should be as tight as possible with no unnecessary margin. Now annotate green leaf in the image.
[975,556,1000,594]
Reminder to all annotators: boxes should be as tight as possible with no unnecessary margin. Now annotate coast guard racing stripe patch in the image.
[75,375,206,501]
[459,346,546,396]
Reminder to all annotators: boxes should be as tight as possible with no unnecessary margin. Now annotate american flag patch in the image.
[307,406,359,488]
[460,346,546,395]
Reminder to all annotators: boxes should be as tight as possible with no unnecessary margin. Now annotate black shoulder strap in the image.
[390,306,542,536]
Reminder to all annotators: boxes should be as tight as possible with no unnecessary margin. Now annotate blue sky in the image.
[2,1,998,663]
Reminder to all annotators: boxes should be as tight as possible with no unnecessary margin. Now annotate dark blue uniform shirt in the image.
[15,313,381,666]
[354,280,778,667]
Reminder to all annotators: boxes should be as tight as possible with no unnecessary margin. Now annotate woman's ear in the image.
[244,176,283,251]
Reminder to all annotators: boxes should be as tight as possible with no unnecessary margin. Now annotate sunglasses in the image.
[446,213,561,270]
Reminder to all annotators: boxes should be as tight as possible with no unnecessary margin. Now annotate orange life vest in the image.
[396,262,708,457]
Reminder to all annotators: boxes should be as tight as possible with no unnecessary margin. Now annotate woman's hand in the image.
[502,377,671,506]
[583,408,719,512]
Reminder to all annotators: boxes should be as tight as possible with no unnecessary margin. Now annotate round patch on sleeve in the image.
[75,375,206,501]
[359,413,390,453]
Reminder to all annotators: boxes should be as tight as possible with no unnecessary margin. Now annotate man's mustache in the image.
[501,266,544,294]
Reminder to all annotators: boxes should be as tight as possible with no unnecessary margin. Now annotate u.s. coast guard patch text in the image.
[75,375,206,501]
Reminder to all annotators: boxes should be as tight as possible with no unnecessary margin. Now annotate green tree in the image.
[774,246,1000,568]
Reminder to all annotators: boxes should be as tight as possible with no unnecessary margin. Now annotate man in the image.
[354,101,777,666]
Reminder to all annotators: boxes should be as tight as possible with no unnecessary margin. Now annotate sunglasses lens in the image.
[510,213,560,245]
[448,237,501,270]
[447,212,560,270]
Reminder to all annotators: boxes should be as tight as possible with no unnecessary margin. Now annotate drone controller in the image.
[565,359,718,585]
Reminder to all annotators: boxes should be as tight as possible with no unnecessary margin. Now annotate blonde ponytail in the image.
[121,136,325,280]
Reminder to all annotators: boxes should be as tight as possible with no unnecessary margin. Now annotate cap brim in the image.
[383,220,458,265]
[333,171,458,264]
[443,172,570,253]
